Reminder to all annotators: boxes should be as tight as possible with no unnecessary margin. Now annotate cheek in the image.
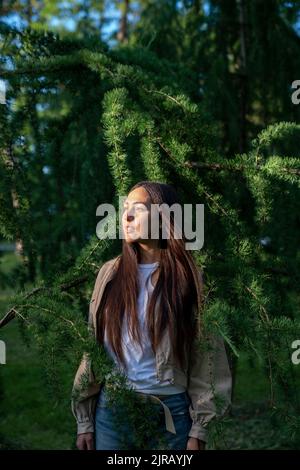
[138,213,151,235]
[121,212,126,225]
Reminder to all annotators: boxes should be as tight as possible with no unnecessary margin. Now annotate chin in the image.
[125,234,140,243]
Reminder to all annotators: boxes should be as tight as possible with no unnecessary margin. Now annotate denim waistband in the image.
[134,391,177,434]
[102,386,189,435]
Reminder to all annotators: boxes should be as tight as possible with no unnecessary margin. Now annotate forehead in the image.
[125,187,151,204]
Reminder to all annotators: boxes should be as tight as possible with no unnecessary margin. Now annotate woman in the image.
[72,181,232,451]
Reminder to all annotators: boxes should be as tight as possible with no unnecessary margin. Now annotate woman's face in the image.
[122,187,156,244]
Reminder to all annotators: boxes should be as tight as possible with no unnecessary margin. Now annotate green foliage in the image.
[0,13,300,449]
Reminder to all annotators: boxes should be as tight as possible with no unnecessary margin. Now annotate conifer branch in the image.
[185,160,300,176]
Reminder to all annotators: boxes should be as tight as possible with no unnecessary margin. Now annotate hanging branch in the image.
[185,160,300,176]
[0,273,94,329]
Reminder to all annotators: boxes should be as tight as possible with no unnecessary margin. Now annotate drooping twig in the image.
[0,274,91,329]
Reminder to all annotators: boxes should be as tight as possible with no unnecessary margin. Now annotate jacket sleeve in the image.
[71,283,102,434]
[187,331,232,443]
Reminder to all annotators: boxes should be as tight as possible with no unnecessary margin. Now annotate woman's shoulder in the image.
[91,256,121,296]
[98,255,121,275]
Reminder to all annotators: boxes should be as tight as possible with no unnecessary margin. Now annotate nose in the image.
[127,214,134,222]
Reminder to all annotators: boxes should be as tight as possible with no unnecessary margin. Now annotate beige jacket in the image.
[71,256,232,443]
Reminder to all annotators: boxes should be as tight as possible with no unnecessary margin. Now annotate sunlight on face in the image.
[122,187,152,243]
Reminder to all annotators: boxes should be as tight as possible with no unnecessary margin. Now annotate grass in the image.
[0,252,77,450]
[0,309,77,450]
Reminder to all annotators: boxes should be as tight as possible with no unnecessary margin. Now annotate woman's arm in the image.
[71,262,113,437]
[187,331,232,444]
[71,299,101,436]
[72,340,99,450]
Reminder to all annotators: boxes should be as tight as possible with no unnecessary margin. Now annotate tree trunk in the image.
[237,0,248,153]
[117,0,130,43]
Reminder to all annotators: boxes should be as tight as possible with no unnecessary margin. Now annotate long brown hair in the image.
[96,181,204,372]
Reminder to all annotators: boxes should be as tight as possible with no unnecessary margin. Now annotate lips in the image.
[125,226,135,233]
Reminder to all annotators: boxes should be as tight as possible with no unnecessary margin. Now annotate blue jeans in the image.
[95,386,193,450]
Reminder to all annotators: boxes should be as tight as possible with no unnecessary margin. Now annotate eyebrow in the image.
[123,201,148,205]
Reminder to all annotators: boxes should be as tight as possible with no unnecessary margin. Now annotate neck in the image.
[137,243,161,264]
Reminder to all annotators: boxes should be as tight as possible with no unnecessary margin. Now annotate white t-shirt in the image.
[103,261,186,395]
